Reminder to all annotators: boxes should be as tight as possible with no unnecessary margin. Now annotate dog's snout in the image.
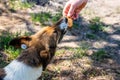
[59,18,68,31]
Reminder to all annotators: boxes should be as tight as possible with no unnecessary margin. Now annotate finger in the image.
[63,2,71,17]
[76,1,88,13]
[67,4,76,17]
[74,13,79,19]
[72,13,79,20]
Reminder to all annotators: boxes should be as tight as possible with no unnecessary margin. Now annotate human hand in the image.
[63,0,88,19]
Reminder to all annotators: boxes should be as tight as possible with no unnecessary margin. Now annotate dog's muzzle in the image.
[58,18,68,43]
[59,17,68,33]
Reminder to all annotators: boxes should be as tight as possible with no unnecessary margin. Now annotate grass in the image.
[31,12,62,26]
[4,46,21,61]
[91,50,109,61]
[0,60,8,68]
[51,12,62,23]
[72,47,87,59]
[59,47,88,59]
[83,68,107,78]
[55,46,88,59]
[9,0,34,10]
[0,32,21,48]
[72,22,79,28]
[31,12,51,26]
[0,32,20,61]
[0,32,31,61]
[89,17,106,32]
[86,33,96,39]
[55,49,65,56]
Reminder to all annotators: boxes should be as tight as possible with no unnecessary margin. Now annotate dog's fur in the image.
[0,17,72,80]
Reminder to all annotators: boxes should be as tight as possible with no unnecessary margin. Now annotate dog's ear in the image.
[9,36,32,49]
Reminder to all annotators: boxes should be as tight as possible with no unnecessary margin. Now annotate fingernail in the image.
[67,13,71,17]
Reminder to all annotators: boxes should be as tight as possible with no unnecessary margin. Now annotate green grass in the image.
[0,32,21,48]
[91,50,109,61]
[55,49,65,56]
[61,47,88,59]
[9,0,34,10]
[31,12,62,26]
[31,12,51,26]
[0,32,20,61]
[72,47,87,59]
[51,12,62,23]
[55,47,87,59]
[72,22,79,28]
[0,32,31,61]
[89,17,106,32]
[0,60,8,68]
[4,46,21,61]
[39,70,57,80]
[86,33,96,39]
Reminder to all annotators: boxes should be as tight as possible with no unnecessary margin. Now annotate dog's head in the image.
[9,17,73,70]
[9,17,73,49]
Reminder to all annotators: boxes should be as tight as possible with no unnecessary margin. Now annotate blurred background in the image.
[0,0,120,80]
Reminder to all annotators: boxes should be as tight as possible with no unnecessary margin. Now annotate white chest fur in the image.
[4,60,43,80]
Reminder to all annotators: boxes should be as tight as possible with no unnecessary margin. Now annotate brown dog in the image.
[0,17,73,80]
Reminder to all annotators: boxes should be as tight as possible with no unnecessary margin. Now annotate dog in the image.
[0,17,73,80]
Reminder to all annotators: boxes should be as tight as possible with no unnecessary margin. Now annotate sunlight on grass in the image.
[31,12,51,26]
[31,12,62,26]
[55,49,65,56]
[9,0,34,10]
[0,32,30,61]
[4,46,21,61]
[72,47,87,59]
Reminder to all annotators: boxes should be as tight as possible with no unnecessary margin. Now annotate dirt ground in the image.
[0,0,120,80]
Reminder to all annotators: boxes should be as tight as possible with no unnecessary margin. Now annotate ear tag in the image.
[21,44,27,49]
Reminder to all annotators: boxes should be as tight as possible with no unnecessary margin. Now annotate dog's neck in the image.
[3,44,56,80]
[17,46,42,67]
